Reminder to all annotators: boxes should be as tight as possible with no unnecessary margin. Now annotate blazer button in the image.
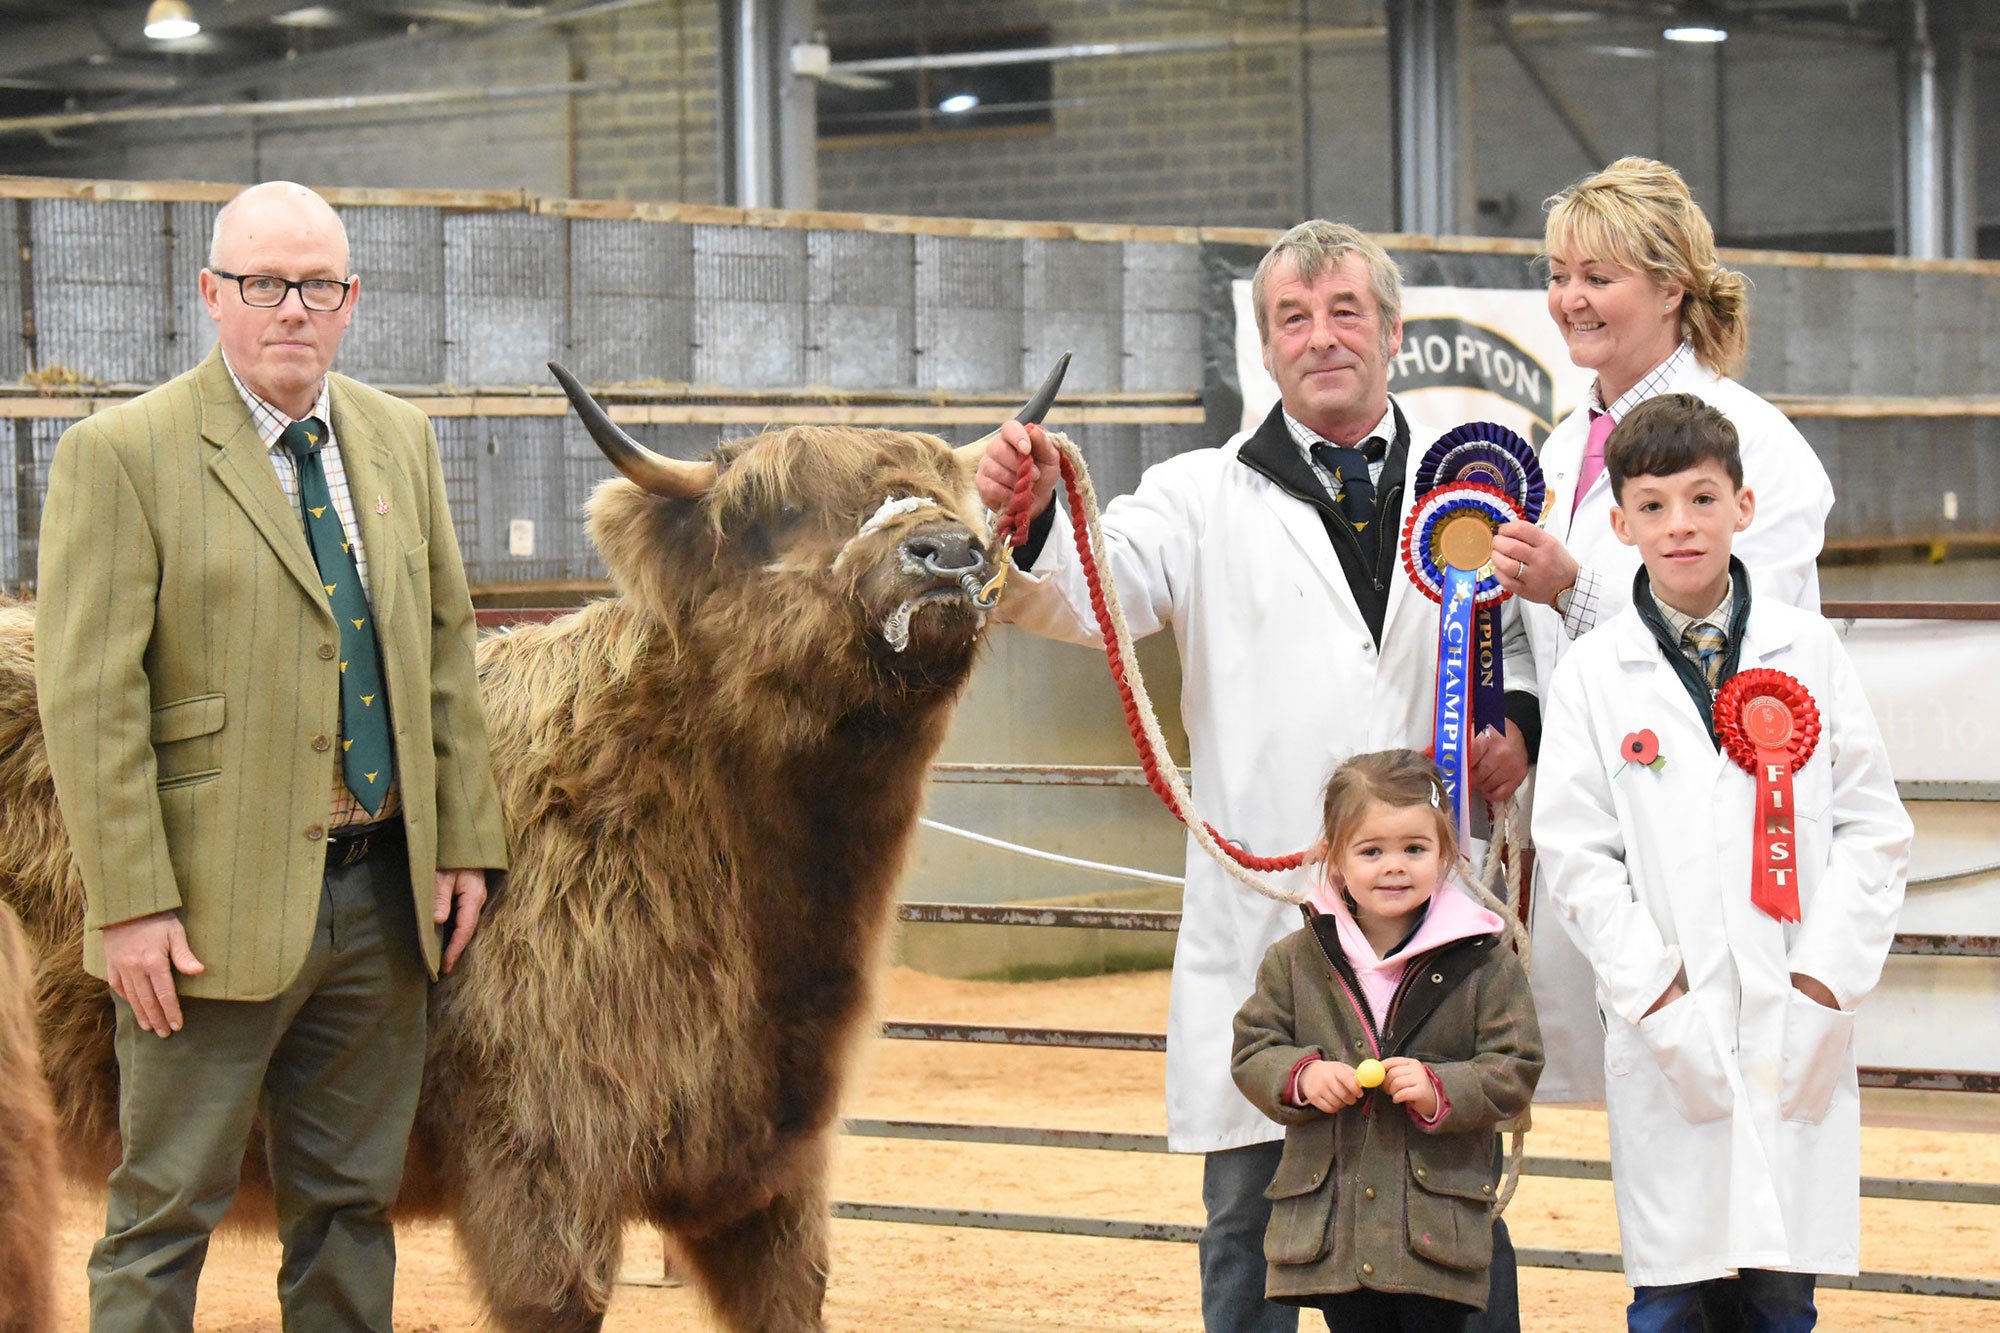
[1361,1262,1375,1277]
[305,824,325,841]
[312,734,332,752]
[1364,1186,1376,1200]
[319,643,336,660]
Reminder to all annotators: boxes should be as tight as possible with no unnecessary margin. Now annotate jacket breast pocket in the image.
[1262,1124,1336,1266]
[1405,1149,1495,1274]
[404,540,431,602]
[150,693,224,788]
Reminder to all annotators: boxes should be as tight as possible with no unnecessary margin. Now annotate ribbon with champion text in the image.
[1402,476,1523,850]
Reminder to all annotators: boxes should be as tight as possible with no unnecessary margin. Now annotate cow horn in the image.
[549,362,718,500]
[956,351,1072,469]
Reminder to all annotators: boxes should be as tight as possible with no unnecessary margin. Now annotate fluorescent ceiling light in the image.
[274,5,342,26]
[144,0,202,40]
[938,92,979,114]
[1664,24,1728,42]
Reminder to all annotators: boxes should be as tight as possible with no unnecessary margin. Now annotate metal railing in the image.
[856,900,2000,1302]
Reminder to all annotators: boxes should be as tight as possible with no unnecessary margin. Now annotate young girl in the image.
[1232,749,1543,1330]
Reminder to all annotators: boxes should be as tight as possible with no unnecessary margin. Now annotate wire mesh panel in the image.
[1023,239,1121,394]
[429,417,483,581]
[1775,266,1852,397]
[1121,241,1204,394]
[167,201,221,372]
[1060,423,1143,500]
[1982,275,2000,395]
[450,414,571,585]
[30,199,174,385]
[568,219,695,386]
[1845,270,1919,398]
[1737,263,1796,397]
[1911,270,1981,399]
[806,229,914,389]
[915,235,1023,394]
[12,418,63,589]
[0,204,24,383]
[344,206,446,386]
[693,224,806,388]
[443,212,565,386]
[0,419,21,588]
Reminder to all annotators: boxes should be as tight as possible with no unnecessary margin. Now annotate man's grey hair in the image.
[1250,220,1404,346]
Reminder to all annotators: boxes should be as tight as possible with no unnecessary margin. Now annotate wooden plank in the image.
[532,195,1197,242]
[0,174,527,212]
[1823,601,2000,622]
[1773,395,2000,418]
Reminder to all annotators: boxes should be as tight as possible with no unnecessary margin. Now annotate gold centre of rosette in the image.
[1434,512,1495,572]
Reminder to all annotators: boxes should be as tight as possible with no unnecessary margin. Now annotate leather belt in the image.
[327,817,404,868]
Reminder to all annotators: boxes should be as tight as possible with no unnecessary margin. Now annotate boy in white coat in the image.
[1532,393,1911,1331]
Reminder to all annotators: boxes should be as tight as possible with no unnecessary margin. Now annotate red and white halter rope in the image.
[992,431,1534,1205]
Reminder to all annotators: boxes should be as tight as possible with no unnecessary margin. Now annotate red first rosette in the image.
[1714,669,1822,922]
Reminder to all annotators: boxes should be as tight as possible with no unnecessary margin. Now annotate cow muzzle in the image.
[903,528,993,605]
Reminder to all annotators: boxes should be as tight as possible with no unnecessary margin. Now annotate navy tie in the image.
[1311,441,1377,530]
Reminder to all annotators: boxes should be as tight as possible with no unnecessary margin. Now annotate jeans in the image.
[1627,1270,1819,1333]
[1201,1140,1298,1333]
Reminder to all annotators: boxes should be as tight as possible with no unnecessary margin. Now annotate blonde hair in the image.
[1250,219,1404,347]
[1542,156,1748,378]
[1318,749,1457,870]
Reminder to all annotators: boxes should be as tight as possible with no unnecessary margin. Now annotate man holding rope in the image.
[979,220,1537,1333]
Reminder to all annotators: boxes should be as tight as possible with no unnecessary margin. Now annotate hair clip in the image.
[1428,781,1442,809]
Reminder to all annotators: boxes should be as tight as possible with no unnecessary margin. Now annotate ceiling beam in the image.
[0,0,326,79]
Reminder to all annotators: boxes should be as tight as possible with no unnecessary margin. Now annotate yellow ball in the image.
[1355,1058,1386,1089]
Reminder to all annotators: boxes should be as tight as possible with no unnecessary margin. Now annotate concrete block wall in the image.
[5,3,722,206]
[814,0,1344,229]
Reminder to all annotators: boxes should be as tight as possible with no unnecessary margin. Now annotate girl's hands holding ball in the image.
[1298,1060,1364,1113]
[1380,1057,1439,1119]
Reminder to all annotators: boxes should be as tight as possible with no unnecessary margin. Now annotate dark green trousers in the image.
[88,841,427,1332]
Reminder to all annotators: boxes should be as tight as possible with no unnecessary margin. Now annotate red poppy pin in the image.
[1618,729,1666,773]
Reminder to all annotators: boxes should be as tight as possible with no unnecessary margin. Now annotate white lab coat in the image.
[1521,357,1836,1102]
[1532,598,1910,1286]
[998,401,1531,1153]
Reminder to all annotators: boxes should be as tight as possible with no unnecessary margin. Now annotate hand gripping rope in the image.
[990,431,1535,1213]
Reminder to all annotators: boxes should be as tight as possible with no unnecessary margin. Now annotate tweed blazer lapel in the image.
[196,350,327,608]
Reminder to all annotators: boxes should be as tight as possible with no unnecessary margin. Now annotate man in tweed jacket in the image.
[36,180,509,1330]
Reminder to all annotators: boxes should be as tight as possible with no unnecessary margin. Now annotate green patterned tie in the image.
[1683,622,1728,690]
[280,417,394,815]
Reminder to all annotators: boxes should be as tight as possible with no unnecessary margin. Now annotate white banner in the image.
[1233,282,1594,450]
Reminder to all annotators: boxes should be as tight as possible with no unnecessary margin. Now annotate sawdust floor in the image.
[45,966,2000,1331]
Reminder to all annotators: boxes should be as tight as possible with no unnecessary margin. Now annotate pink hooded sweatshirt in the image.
[1285,876,1507,1120]
[1305,875,1506,1029]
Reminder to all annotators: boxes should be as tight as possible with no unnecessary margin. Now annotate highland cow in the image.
[0,897,58,1333]
[0,359,1065,1331]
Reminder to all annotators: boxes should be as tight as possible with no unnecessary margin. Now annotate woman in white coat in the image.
[1490,157,1836,1102]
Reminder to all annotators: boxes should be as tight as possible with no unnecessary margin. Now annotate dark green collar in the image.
[1631,557,1754,747]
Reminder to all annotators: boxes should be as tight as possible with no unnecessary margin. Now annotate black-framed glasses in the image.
[210,268,353,312]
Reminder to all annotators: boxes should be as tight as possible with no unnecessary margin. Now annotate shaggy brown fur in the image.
[0,423,997,1331]
[0,899,58,1333]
